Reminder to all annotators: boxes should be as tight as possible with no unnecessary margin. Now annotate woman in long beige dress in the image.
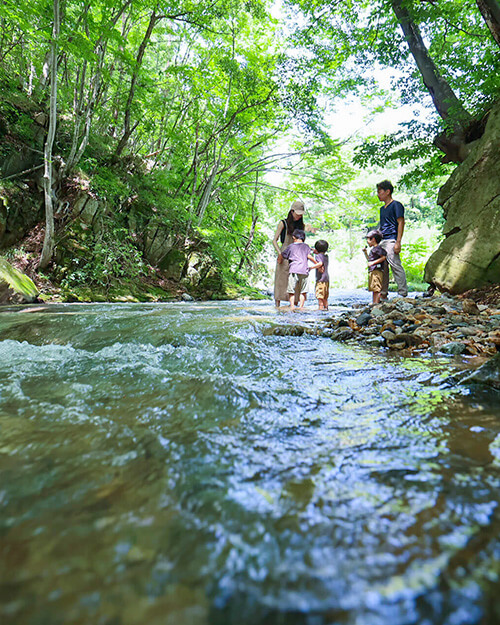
[273,200,306,307]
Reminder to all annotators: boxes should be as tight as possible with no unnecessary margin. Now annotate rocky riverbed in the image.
[323,294,500,356]
[265,291,500,386]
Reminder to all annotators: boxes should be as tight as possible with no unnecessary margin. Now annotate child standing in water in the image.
[363,230,387,304]
[280,229,319,311]
[313,240,329,310]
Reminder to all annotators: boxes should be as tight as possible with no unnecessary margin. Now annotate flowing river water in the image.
[0,294,499,625]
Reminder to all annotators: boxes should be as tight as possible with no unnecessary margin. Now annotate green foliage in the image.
[89,167,130,204]
[60,223,147,291]
[400,191,445,227]
[296,225,441,291]
[0,256,38,298]
[402,235,433,286]
[284,0,500,180]
[0,95,38,148]
[0,0,496,296]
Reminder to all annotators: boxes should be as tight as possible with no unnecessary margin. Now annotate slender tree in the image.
[113,8,161,158]
[39,0,60,269]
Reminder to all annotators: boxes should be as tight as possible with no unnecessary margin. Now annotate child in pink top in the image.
[280,230,321,311]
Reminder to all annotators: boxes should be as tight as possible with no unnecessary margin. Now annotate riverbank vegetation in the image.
[0,0,498,301]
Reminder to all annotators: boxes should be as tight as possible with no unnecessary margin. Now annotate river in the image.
[0,294,499,625]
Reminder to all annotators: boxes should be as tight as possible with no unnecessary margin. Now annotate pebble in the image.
[356,312,372,326]
[333,328,354,341]
[440,342,469,355]
[311,293,500,361]
[394,301,415,313]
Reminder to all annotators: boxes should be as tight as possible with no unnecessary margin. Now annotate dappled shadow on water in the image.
[0,300,499,625]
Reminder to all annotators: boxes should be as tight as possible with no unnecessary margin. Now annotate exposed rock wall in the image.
[0,185,44,249]
[0,111,46,248]
[425,100,500,293]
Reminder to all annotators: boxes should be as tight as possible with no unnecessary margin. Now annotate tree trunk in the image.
[196,120,234,226]
[35,52,50,96]
[65,61,87,171]
[237,172,259,273]
[476,0,500,48]
[391,0,473,162]
[348,219,355,259]
[392,0,471,125]
[114,11,160,159]
[39,0,60,270]
[65,0,132,173]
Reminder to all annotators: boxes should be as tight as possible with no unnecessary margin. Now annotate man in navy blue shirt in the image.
[376,180,408,298]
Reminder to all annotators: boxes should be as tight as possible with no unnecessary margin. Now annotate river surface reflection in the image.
[0,295,499,625]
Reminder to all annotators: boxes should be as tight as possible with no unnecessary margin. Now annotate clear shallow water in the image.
[0,296,499,625]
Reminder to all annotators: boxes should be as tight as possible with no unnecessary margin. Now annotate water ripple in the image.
[0,300,499,625]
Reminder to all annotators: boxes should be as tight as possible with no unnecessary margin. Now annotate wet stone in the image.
[356,312,372,326]
[263,325,305,337]
[462,299,481,315]
[280,325,305,336]
[429,332,451,346]
[332,327,354,341]
[273,293,498,368]
[440,342,469,355]
[366,336,385,346]
[390,341,407,350]
[404,324,418,333]
[456,326,482,336]
[462,353,500,389]
[319,328,335,338]
[392,333,424,347]
[394,301,415,313]
[429,306,448,315]
[386,312,406,322]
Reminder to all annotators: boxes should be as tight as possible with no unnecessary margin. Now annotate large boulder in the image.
[462,352,500,390]
[72,193,102,226]
[143,223,175,266]
[425,100,500,293]
[0,257,39,303]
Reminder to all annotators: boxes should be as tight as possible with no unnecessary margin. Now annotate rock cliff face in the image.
[425,100,500,293]
[0,184,44,249]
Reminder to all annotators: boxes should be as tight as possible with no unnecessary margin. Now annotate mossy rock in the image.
[0,257,39,303]
[160,249,186,279]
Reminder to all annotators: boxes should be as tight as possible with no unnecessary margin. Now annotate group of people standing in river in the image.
[272,180,408,309]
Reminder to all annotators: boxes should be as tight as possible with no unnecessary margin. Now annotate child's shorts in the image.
[287,272,308,294]
[368,269,383,292]
[315,281,329,300]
